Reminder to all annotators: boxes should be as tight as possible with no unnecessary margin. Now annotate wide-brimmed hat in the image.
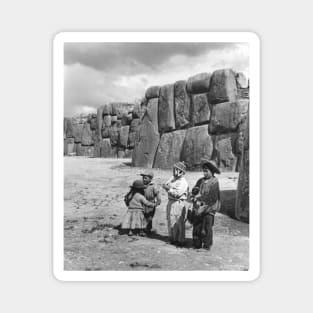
[201,158,221,174]
[140,170,154,178]
[130,180,147,189]
[173,161,187,173]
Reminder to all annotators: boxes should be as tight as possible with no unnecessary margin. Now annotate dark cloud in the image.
[64,42,235,74]
[64,42,249,116]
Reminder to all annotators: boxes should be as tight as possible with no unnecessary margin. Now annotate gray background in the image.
[1,0,312,312]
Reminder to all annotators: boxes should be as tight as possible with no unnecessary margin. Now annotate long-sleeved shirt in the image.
[192,176,220,207]
[144,183,161,205]
[165,176,189,201]
[128,192,155,210]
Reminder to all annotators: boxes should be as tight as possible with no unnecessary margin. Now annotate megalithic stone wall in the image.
[63,102,142,159]
[64,68,249,172]
[235,113,249,222]
[131,67,249,172]
[132,98,160,167]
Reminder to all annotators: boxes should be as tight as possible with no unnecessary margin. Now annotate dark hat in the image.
[201,158,221,174]
[130,180,147,189]
[173,161,187,173]
[140,170,154,178]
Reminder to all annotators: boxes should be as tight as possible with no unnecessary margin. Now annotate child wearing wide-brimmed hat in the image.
[121,180,156,236]
[187,158,221,250]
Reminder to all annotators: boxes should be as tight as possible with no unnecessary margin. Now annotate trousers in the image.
[192,213,214,249]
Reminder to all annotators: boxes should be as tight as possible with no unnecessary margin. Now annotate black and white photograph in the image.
[53,32,260,281]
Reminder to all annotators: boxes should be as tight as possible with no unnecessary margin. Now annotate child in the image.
[187,159,221,250]
[140,170,161,235]
[121,180,156,236]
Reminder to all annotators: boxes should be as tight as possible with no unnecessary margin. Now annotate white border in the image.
[53,32,260,281]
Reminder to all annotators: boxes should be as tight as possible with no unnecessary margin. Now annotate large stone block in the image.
[174,80,191,129]
[128,131,136,149]
[190,93,211,125]
[64,139,68,155]
[139,99,148,120]
[130,118,140,132]
[90,117,97,130]
[209,99,249,134]
[211,134,238,172]
[118,126,130,148]
[125,149,133,159]
[207,69,238,104]
[96,106,104,140]
[102,104,112,115]
[101,126,110,138]
[186,72,211,94]
[127,113,133,124]
[145,98,159,131]
[77,143,94,156]
[93,143,101,158]
[100,138,116,158]
[64,118,74,138]
[91,130,96,145]
[72,123,83,143]
[86,146,94,157]
[132,103,160,168]
[181,125,213,169]
[235,150,249,222]
[242,113,249,151]
[75,143,82,156]
[111,102,132,118]
[81,123,93,146]
[145,86,160,99]
[103,115,111,127]
[64,138,75,155]
[236,72,249,88]
[115,120,122,128]
[158,84,175,133]
[117,149,125,159]
[109,124,119,146]
[132,104,141,119]
[121,113,129,126]
[154,129,187,169]
[236,107,249,221]
[77,145,94,157]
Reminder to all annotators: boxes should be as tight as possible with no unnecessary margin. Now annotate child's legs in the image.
[121,210,132,229]
[203,214,214,248]
[146,219,153,232]
[192,221,203,249]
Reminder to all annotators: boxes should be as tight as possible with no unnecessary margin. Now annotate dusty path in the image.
[64,157,249,271]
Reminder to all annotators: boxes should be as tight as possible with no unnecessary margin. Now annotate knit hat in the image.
[173,161,187,173]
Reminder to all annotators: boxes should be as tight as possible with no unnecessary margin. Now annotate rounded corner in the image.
[52,268,67,282]
[53,32,66,46]
[246,266,261,282]
[246,31,261,46]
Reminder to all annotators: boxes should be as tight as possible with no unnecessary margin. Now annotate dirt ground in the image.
[64,157,249,271]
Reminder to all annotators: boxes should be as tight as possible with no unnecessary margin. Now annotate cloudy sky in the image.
[64,42,249,116]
